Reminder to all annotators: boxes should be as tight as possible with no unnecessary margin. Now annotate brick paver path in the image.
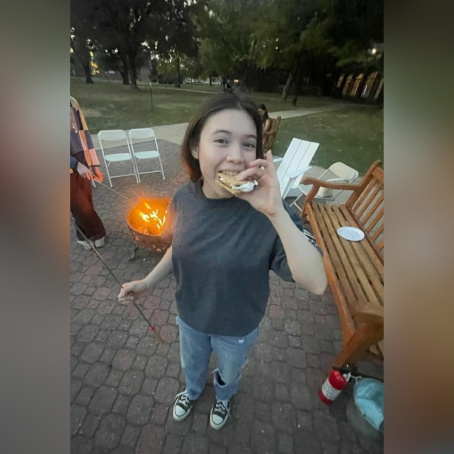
[71,140,383,454]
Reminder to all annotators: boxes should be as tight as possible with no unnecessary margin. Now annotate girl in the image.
[258,103,271,135]
[70,97,106,250]
[118,94,326,430]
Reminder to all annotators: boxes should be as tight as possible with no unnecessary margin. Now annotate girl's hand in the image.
[118,280,150,305]
[91,166,104,183]
[235,150,285,219]
[76,162,93,180]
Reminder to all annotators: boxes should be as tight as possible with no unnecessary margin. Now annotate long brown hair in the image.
[181,93,264,182]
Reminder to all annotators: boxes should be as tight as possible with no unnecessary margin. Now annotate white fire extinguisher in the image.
[318,366,352,405]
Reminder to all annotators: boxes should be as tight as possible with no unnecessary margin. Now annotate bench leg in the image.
[333,324,384,368]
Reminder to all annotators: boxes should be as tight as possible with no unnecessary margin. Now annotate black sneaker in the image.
[210,399,231,430]
[173,390,194,421]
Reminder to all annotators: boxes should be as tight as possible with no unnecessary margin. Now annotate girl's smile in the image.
[196,109,258,199]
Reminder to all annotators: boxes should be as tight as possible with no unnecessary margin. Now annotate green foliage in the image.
[196,0,262,79]
[70,0,383,89]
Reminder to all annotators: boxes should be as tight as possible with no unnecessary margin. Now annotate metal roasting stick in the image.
[94,180,136,202]
[74,224,165,344]
[95,181,159,208]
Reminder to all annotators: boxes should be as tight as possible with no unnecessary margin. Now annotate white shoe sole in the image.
[94,237,105,248]
[173,405,193,422]
[77,241,92,250]
[210,411,230,430]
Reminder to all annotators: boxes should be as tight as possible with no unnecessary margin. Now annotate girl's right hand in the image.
[76,162,94,180]
[118,280,149,305]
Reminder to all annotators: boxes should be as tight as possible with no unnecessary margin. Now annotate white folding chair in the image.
[98,130,139,187]
[128,128,165,183]
[290,162,359,211]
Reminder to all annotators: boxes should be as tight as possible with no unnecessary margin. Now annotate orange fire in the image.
[128,198,169,236]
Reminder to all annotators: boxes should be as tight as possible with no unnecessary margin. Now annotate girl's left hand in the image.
[235,150,284,219]
[91,166,104,183]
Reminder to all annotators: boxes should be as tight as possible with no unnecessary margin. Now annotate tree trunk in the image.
[118,52,130,85]
[83,63,94,84]
[127,53,138,88]
[120,69,130,85]
[282,71,293,101]
[292,60,303,107]
[175,56,181,88]
[240,78,246,90]
[209,76,212,86]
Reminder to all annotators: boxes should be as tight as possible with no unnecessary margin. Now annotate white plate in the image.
[337,227,365,242]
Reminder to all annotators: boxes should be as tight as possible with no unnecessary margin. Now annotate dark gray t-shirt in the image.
[162,182,305,336]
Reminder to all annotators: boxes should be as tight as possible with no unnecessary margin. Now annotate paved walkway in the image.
[70,140,383,454]
[91,104,349,148]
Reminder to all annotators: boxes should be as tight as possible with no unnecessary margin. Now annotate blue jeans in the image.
[176,315,259,402]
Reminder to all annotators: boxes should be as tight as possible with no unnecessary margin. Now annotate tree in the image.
[88,0,158,88]
[253,0,383,102]
[155,0,202,87]
[252,0,318,102]
[70,0,97,84]
[86,0,201,88]
[70,32,94,83]
[96,49,130,84]
[196,0,262,88]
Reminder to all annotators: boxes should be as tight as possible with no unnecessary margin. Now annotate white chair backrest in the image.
[98,130,131,157]
[98,130,128,142]
[128,128,157,141]
[329,162,358,182]
[277,138,319,195]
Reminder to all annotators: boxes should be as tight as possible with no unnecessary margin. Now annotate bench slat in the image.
[351,178,376,212]
[322,205,382,307]
[361,193,384,226]
[371,221,384,242]
[377,239,384,252]
[316,205,371,305]
[306,204,356,338]
[333,207,384,305]
[313,204,359,304]
[367,206,384,232]
[341,206,385,269]
[356,181,382,219]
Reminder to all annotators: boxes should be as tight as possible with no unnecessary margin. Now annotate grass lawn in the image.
[139,81,340,111]
[71,78,383,174]
[71,78,211,132]
[71,78,338,132]
[272,107,383,174]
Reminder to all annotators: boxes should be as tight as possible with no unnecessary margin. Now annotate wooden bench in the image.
[263,116,281,151]
[301,160,384,368]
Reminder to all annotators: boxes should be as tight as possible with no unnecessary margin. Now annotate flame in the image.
[139,210,166,229]
[130,198,169,236]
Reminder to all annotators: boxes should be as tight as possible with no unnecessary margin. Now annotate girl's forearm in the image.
[143,246,173,289]
[269,210,327,294]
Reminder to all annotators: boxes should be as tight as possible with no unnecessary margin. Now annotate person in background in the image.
[70,97,106,250]
[258,103,271,135]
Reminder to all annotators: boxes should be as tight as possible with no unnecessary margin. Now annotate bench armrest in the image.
[326,177,348,183]
[301,177,361,191]
[351,303,384,326]
[301,177,362,214]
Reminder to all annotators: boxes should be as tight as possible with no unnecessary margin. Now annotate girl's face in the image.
[258,108,265,118]
[196,109,258,199]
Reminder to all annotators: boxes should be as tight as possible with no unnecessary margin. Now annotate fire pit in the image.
[127,197,171,261]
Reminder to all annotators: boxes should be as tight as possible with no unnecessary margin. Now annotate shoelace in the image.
[214,400,229,416]
[176,391,190,407]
